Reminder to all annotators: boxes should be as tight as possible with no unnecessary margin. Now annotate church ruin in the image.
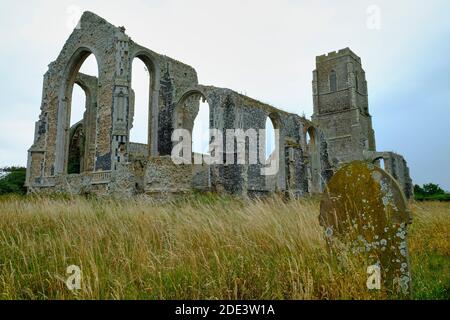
[25,12,413,198]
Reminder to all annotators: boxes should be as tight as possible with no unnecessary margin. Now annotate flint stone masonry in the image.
[26,12,412,199]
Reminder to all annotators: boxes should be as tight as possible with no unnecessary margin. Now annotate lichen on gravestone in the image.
[319,161,412,297]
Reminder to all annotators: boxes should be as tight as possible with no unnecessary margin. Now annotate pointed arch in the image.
[129,50,160,156]
[174,89,211,159]
[55,47,100,175]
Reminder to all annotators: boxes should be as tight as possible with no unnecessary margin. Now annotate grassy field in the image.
[0,194,448,300]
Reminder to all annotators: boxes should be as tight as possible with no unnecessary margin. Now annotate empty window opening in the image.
[70,84,86,126]
[130,58,151,144]
[379,158,385,170]
[192,98,210,155]
[306,127,315,147]
[265,117,276,161]
[67,53,98,174]
[78,54,98,76]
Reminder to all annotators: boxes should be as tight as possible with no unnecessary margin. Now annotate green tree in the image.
[0,167,27,195]
[414,184,425,196]
[422,183,445,196]
[414,183,449,201]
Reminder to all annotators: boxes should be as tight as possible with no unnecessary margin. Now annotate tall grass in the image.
[0,194,448,300]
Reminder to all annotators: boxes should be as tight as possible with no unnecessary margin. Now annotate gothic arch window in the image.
[174,90,210,159]
[59,50,99,174]
[306,126,316,147]
[329,70,337,92]
[129,57,150,144]
[129,51,158,156]
[192,97,210,155]
[263,113,281,188]
[373,157,386,171]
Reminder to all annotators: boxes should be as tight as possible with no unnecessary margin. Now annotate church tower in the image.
[312,48,376,164]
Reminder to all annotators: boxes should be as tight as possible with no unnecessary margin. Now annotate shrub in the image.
[414,183,450,201]
[0,167,27,195]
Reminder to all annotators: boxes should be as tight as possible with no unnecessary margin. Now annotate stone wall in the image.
[145,156,192,194]
[170,85,330,196]
[364,151,414,199]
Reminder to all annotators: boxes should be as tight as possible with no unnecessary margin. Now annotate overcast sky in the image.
[0,0,449,189]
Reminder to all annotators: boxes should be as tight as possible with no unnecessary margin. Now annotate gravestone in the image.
[319,161,413,297]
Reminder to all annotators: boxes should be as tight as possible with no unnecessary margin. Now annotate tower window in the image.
[329,70,337,92]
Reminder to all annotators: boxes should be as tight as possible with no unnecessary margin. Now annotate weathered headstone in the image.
[319,161,413,297]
